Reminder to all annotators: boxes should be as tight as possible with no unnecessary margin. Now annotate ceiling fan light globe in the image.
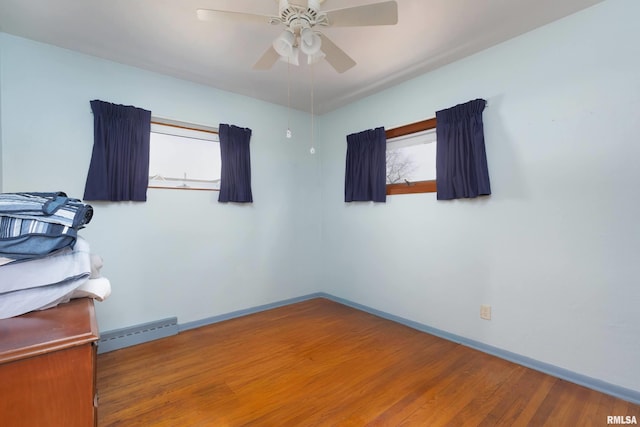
[300,28,322,55]
[278,47,300,66]
[273,40,291,57]
[273,30,295,57]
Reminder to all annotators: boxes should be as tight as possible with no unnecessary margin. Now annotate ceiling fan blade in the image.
[253,46,281,70]
[319,34,356,73]
[325,1,398,27]
[196,9,273,25]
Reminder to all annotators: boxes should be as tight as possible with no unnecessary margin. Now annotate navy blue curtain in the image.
[218,124,253,203]
[84,100,151,201]
[436,99,491,200]
[344,127,387,203]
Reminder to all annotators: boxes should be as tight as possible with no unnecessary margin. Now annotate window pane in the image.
[386,129,436,184]
[149,123,221,190]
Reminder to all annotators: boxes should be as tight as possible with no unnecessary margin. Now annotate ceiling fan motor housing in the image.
[278,0,327,33]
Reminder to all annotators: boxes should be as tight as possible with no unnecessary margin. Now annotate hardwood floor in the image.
[97,298,639,426]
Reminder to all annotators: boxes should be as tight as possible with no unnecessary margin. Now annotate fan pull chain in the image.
[286,59,292,139]
[310,63,316,155]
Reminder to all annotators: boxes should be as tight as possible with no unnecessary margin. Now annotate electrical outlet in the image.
[480,304,492,320]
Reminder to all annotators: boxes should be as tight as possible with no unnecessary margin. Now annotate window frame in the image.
[386,117,437,196]
[148,118,221,192]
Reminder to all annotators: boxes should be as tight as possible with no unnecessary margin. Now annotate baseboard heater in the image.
[97,317,178,354]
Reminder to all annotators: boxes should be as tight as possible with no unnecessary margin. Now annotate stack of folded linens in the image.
[0,192,111,319]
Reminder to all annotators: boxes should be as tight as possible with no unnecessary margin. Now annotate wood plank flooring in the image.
[97,298,639,426]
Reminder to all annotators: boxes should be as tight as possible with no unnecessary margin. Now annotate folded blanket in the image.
[0,192,93,229]
[69,277,112,302]
[0,192,93,260]
[39,277,111,311]
[0,237,91,294]
[0,217,78,260]
[0,275,89,319]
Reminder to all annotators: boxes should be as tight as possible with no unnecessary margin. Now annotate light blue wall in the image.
[318,0,640,392]
[0,33,323,331]
[1,0,638,396]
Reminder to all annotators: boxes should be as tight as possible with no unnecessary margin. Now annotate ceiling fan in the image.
[197,0,398,73]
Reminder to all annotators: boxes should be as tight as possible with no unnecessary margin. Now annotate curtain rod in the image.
[151,116,218,134]
[89,111,218,134]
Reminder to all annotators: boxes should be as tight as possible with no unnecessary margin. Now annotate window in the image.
[387,129,436,182]
[386,117,437,195]
[148,119,221,191]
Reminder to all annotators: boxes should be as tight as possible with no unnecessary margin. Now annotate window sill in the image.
[148,185,219,192]
[386,180,436,195]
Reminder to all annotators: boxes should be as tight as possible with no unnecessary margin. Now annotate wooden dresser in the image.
[0,298,99,427]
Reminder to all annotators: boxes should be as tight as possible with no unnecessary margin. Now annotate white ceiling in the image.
[0,0,603,114]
